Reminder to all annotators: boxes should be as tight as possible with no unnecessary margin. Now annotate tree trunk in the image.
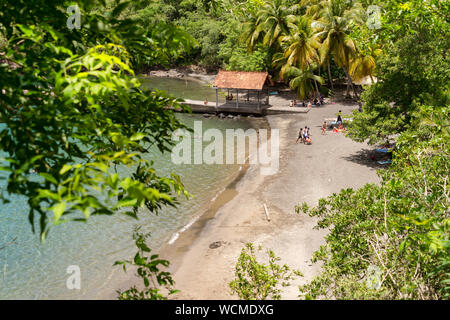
[312,69,320,98]
[353,84,359,99]
[313,78,320,98]
[327,60,334,90]
[344,69,355,98]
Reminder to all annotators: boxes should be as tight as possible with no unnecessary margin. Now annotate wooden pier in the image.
[168,71,311,116]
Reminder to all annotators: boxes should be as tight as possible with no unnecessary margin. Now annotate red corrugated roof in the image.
[213,70,270,90]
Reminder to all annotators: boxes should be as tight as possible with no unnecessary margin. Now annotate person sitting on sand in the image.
[333,123,347,133]
[322,121,327,135]
[302,102,306,107]
[289,100,294,107]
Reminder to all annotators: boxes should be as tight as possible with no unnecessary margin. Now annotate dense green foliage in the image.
[1,0,448,301]
[59,0,384,95]
[235,0,384,98]
[348,0,450,144]
[0,0,192,239]
[135,0,272,71]
[229,243,302,300]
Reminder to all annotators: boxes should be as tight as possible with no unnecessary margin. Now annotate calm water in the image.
[140,76,226,102]
[0,78,260,299]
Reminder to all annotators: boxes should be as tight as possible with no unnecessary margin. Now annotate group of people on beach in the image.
[289,95,325,108]
[296,126,312,144]
[299,109,347,143]
[320,110,347,134]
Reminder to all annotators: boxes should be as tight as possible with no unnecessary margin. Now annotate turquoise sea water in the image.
[0,79,258,299]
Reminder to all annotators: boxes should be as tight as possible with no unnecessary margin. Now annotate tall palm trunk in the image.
[327,60,334,90]
[344,69,356,98]
[354,85,360,99]
[349,72,359,99]
[314,69,321,98]
[313,78,320,98]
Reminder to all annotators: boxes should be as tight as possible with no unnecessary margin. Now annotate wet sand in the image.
[165,99,380,299]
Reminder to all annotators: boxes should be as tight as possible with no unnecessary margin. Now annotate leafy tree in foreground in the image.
[0,0,193,240]
[230,242,302,300]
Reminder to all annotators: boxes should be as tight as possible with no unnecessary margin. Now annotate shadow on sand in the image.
[341,148,390,169]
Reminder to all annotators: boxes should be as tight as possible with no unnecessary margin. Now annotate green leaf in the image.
[52,202,66,222]
[59,164,72,175]
[112,1,131,18]
[130,132,146,141]
[117,197,138,208]
[40,173,58,184]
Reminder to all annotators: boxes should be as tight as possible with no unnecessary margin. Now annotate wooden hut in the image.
[212,70,273,109]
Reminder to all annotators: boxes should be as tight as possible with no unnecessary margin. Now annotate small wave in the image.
[210,187,226,202]
[168,215,201,245]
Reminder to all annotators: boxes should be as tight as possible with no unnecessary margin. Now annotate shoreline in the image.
[108,74,379,300]
[108,115,270,299]
[142,66,217,84]
[165,100,380,299]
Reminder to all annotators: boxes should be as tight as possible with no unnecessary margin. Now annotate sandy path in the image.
[166,100,380,300]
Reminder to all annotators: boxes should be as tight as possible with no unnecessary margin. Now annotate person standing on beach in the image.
[304,127,311,144]
[296,127,303,144]
[336,110,343,124]
[322,121,327,135]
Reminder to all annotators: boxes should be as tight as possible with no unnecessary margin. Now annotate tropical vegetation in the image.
[1,0,448,300]
[0,0,193,240]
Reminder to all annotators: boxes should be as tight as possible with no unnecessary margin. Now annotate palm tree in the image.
[281,16,321,72]
[257,0,295,49]
[349,44,381,84]
[286,66,324,99]
[278,16,324,97]
[271,51,289,80]
[299,0,327,19]
[313,0,364,97]
[239,6,264,52]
